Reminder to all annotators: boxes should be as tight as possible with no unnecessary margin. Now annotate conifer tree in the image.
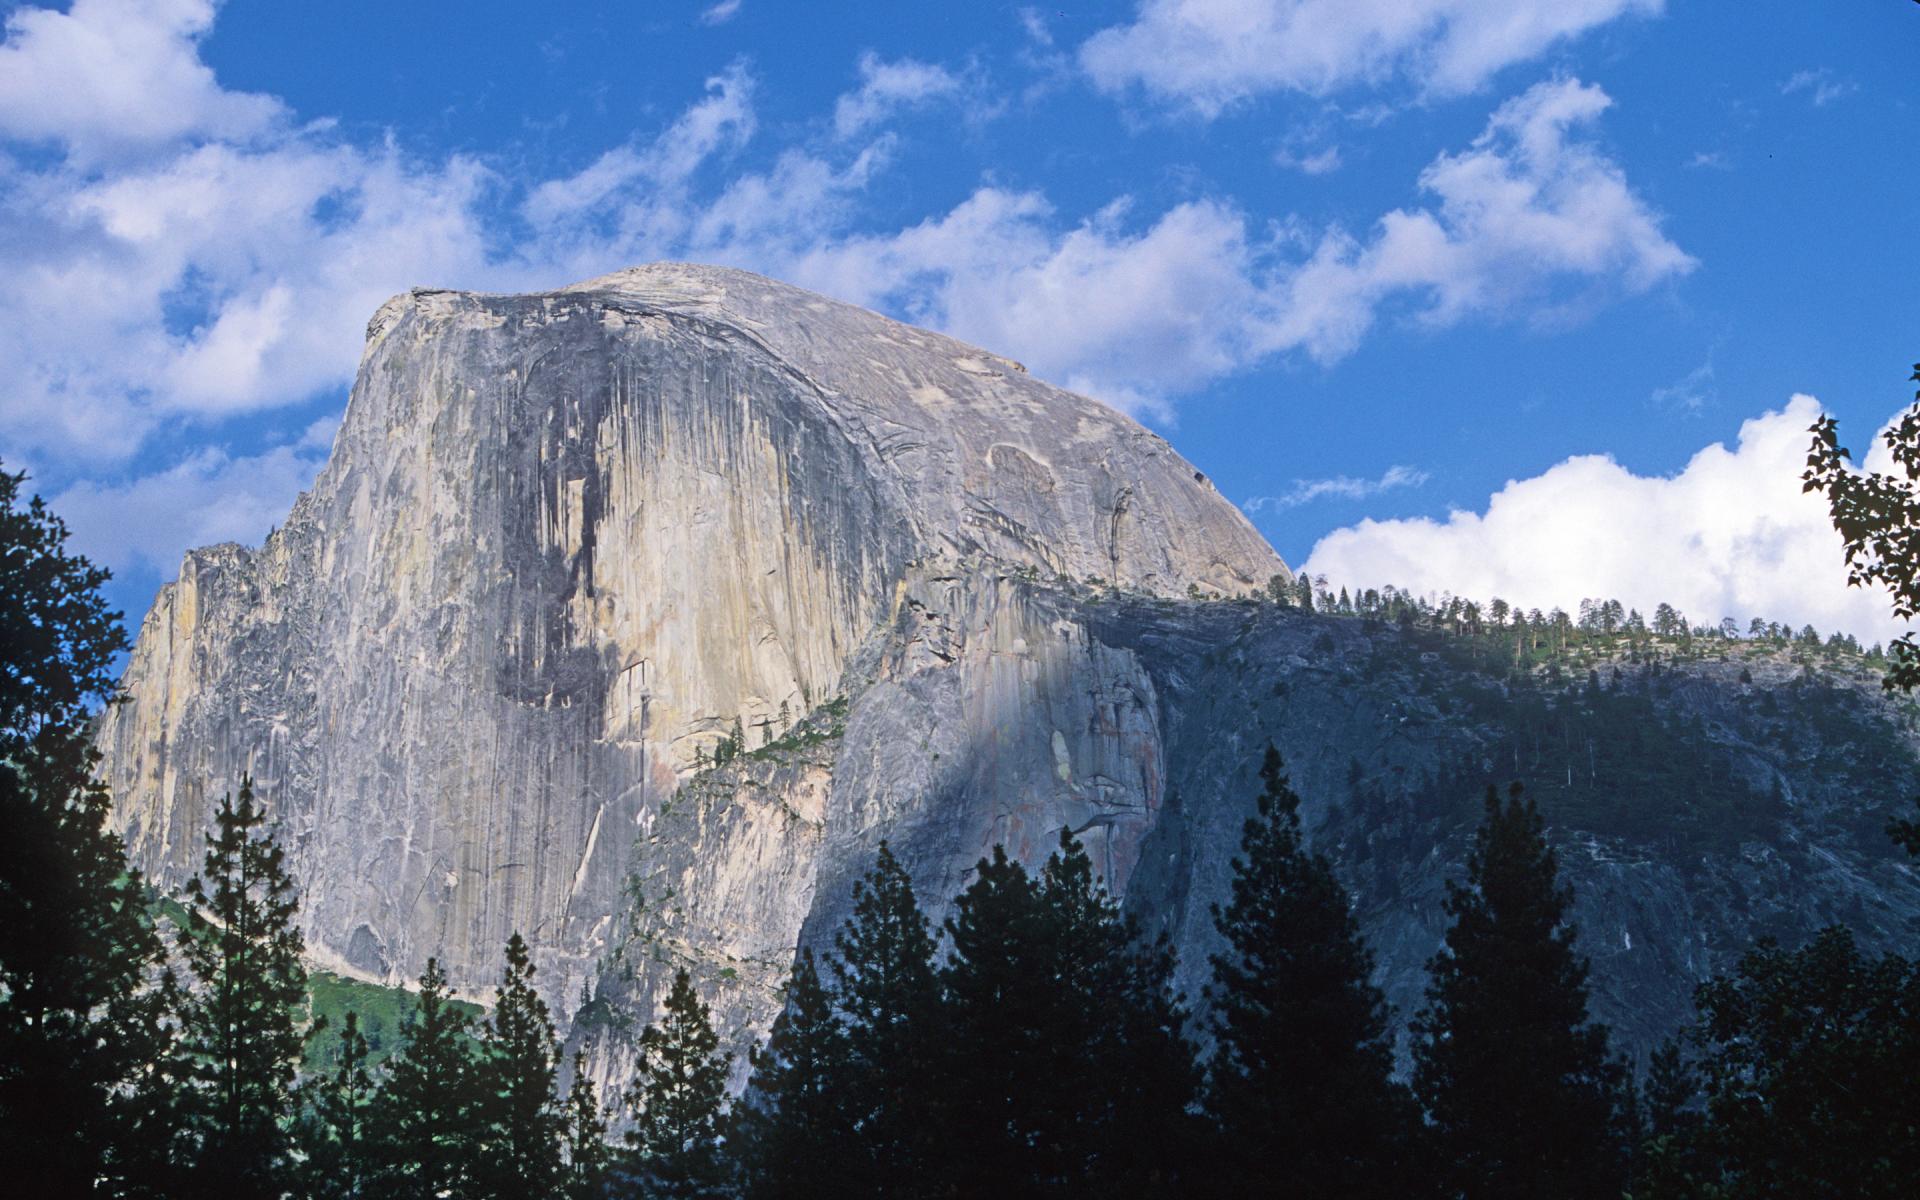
[559,1050,611,1200]
[0,466,176,1197]
[1037,829,1200,1197]
[622,967,732,1198]
[937,845,1056,1193]
[296,1010,377,1199]
[735,948,853,1200]
[368,958,480,1200]
[472,933,564,1200]
[829,842,942,1199]
[1412,784,1624,1200]
[173,776,310,1198]
[1203,745,1421,1198]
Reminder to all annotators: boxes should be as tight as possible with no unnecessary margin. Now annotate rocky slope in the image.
[100,265,1920,1096]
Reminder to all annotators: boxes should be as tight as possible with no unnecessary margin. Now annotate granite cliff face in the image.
[99,263,1283,1016]
[101,265,1920,1096]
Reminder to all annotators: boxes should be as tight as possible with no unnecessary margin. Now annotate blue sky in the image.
[2,0,1916,642]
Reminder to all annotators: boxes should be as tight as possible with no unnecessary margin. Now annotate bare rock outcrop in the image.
[99,264,1284,1011]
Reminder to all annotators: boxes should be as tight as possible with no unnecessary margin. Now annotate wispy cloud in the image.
[1244,465,1429,513]
[699,0,743,26]
[1781,68,1856,107]
[1651,357,1715,414]
[1081,0,1665,116]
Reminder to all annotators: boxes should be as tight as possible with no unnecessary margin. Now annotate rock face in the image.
[99,263,1284,1014]
[102,264,1920,1097]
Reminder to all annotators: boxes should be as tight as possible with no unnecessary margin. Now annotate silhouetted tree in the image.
[829,842,942,1199]
[1037,829,1199,1198]
[735,948,852,1200]
[471,933,563,1200]
[1204,745,1423,1197]
[367,958,479,1200]
[622,968,731,1198]
[1412,785,1624,1200]
[0,465,177,1198]
[1661,928,1920,1198]
[173,777,310,1198]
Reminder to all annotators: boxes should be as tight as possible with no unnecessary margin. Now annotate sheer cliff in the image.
[98,263,1284,1014]
[99,265,1920,1095]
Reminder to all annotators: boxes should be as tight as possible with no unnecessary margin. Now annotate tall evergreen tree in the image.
[937,845,1059,1194]
[559,1050,611,1200]
[1412,784,1624,1200]
[1036,829,1200,1198]
[295,1010,377,1199]
[828,842,942,1199]
[622,967,732,1198]
[735,948,853,1200]
[0,465,175,1198]
[173,776,310,1198]
[471,932,565,1200]
[367,958,480,1200]
[1203,745,1421,1197]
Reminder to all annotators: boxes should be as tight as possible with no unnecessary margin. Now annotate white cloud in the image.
[832,53,965,138]
[1081,0,1664,115]
[0,2,1691,563]
[1651,358,1714,413]
[1275,143,1343,175]
[1781,68,1857,108]
[0,0,282,159]
[699,0,743,26]
[1244,465,1428,512]
[51,437,331,577]
[1302,396,1907,641]
[1256,78,1693,362]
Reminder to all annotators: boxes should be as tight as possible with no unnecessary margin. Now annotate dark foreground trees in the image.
[1204,745,1422,1197]
[1638,928,1920,1199]
[1413,784,1625,1200]
[0,465,174,1198]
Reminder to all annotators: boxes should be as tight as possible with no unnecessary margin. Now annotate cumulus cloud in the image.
[1257,78,1694,362]
[1080,0,1664,115]
[1302,396,1906,642]
[0,1,1690,577]
[0,0,282,159]
[832,53,966,138]
[1244,465,1428,513]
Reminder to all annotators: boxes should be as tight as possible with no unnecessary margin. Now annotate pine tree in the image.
[471,933,564,1200]
[937,845,1056,1194]
[295,1010,377,1199]
[1203,745,1421,1197]
[0,465,177,1198]
[829,842,942,1199]
[735,948,853,1200]
[1412,784,1624,1200]
[367,958,480,1200]
[559,1051,611,1200]
[173,776,310,1198]
[622,967,732,1198]
[1036,829,1200,1198]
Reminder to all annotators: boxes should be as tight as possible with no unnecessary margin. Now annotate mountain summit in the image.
[99,264,1283,1011]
